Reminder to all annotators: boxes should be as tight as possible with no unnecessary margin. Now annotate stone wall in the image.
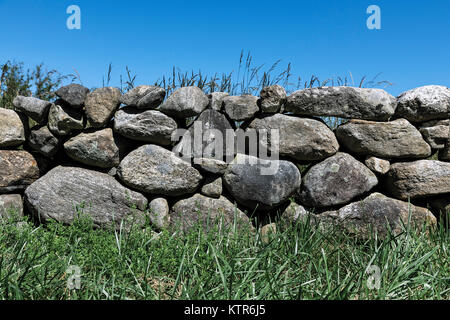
[1,83,449,238]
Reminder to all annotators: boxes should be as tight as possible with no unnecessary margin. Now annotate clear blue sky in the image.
[0,0,448,96]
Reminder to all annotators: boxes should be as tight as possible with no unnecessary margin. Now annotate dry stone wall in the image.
[1,83,449,238]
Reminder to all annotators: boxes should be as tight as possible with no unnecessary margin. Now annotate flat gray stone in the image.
[114,107,177,145]
[120,85,165,109]
[13,96,51,124]
[0,108,25,147]
[336,119,431,159]
[85,87,121,128]
[299,152,378,208]
[55,84,90,108]
[118,144,203,196]
[159,86,209,118]
[223,95,259,121]
[285,87,397,120]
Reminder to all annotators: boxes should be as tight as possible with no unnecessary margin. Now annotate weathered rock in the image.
[13,96,51,124]
[27,126,60,157]
[396,85,450,122]
[85,87,121,128]
[55,84,90,108]
[248,114,339,161]
[24,166,148,229]
[159,86,209,118]
[385,160,450,200]
[260,223,276,243]
[365,157,390,175]
[201,176,222,198]
[279,202,316,228]
[0,194,23,220]
[336,119,431,159]
[118,144,203,196]
[319,193,437,238]
[299,152,378,208]
[47,101,84,136]
[64,128,120,168]
[170,193,252,233]
[208,92,229,111]
[223,95,259,121]
[114,107,177,145]
[223,154,301,211]
[194,158,228,175]
[285,87,397,120]
[0,150,40,193]
[120,85,165,109]
[173,109,234,160]
[260,85,286,113]
[419,120,449,150]
[148,198,170,230]
[0,108,25,147]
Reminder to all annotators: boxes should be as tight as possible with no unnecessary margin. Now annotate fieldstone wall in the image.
[1,83,449,238]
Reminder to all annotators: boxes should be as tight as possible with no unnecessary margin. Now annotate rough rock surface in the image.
[248,114,339,161]
[28,126,59,157]
[170,194,252,233]
[201,176,222,198]
[285,87,397,120]
[159,86,209,118]
[279,202,316,228]
[24,166,148,229]
[208,92,229,111]
[223,154,301,211]
[260,85,286,113]
[194,158,228,175]
[365,157,390,175]
[419,120,449,150]
[148,198,170,230]
[299,152,378,208]
[120,85,165,109]
[336,119,431,159]
[55,84,90,108]
[13,96,51,124]
[319,193,437,238]
[114,107,177,145]
[118,144,203,196]
[0,150,40,193]
[85,87,121,128]
[223,95,259,121]
[396,85,450,122]
[174,109,234,160]
[64,128,120,168]
[0,194,24,219]
[385,160,450,200]
[0,108,25,147]
[47,101,84,136]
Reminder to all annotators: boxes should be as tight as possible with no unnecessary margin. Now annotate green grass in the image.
[0,207,448,300]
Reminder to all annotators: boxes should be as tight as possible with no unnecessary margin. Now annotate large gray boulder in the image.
[259,85,286,113]
[24,166,148,229]
[159,86,209,118]
[419,120,449,150]
[13,96,51,124]
[336,119,431,159]
[170,193,252,233]
[85,87,121,128]
[63,128,120,168]
[299,152,378,208]
[118,144,203,196]
[285,87,397,120]
[114,107,177,145]
[385,160,450,200]
[396,85,450,122]
[0,194,24,220]
[120,85,165,109]
[0,150,40,193]
[173,109,234,160]
[55,84,90,108]
[248,114,339,161]
[28,126,60,158]
[223,95,259,121]
[223,154,301,211]
[319,193,437,239]
[0,108,25,147]
[47,101,84,136]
